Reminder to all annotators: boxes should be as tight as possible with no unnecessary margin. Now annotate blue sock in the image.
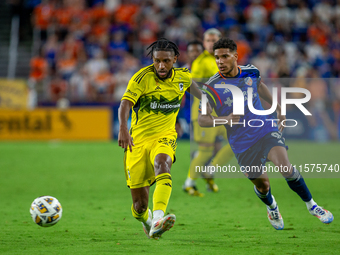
[254,186,274,207]
[285,167,312,202]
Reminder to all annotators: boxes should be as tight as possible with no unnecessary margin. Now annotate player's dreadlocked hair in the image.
[146,38,180,59]
[213,38,237,52]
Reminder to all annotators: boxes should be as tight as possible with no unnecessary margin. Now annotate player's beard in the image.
[156,69,171,80]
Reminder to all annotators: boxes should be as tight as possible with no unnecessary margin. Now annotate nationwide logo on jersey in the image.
[244,77,253,86]
[150,101,158,109]
[155,86,161,90]
[179,83,183,91]
[140,95,181,115]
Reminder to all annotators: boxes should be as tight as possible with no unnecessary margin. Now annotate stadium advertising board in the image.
[0,108,111,140]
[0,79,28,109]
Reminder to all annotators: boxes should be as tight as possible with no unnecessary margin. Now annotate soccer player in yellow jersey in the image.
[118,38,202,240]
[183,28,234,196]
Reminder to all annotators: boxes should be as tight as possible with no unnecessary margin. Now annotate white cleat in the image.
[309,205,334,224]
[141,209,152,239]
[149,214,176,240]
[267,205,284,230]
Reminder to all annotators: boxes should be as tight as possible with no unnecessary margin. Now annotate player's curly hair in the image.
[147,38,180,59]
[213,38,237,52]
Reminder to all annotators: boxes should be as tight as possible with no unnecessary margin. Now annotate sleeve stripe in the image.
[136,72,149,84]
[133,66,154,83]
[134,69,150,82]
[175,67,189,72]
[203,84,222,106]
[122,95,136,104]
[201,88,217,106]
[206,73,220,85]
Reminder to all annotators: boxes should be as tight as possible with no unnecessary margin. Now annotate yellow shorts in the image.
[192,120,227,144]
[124,136,177,189]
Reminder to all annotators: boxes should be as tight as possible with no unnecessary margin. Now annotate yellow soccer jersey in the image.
[121,65,192,146]
[191,50,219,121]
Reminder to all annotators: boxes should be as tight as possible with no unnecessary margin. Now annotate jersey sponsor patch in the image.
[140,95,181,115]
[126,89,137,97]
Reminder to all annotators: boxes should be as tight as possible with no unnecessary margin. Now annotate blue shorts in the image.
[235,131,287,180]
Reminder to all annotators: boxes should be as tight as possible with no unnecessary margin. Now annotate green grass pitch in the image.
[1,141,340,254]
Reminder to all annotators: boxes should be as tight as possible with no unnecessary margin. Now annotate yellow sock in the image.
[209,143,234,166]
[188,146,214,179]
[131,204,149,222]
[153,173,172,213]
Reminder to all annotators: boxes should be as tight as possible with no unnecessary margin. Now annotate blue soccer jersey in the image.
[200,65,278,153]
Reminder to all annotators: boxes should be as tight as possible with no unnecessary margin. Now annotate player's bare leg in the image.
[150,154,176,239]
[251,172,284,230]
[267,146,292,178]
[268,146,333,224]
[130,187,153,238]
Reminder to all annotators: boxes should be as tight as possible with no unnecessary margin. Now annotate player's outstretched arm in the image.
[187,80,202,99]
[118,99,135,152]
[258,81,285,132]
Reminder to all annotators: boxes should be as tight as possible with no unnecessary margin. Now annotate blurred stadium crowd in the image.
[11,0,340,140]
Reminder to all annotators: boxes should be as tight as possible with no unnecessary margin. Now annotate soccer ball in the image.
[30,196,62,227]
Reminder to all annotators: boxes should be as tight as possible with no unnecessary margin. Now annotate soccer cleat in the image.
[183,185,204,197]
[149,214,176,240]
[205,178,219,192]
[267,205,284,230]
[309,205,334,224]
[141,209,152,239]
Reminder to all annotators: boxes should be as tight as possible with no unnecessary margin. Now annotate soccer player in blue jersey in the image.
[198,38,333,230]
